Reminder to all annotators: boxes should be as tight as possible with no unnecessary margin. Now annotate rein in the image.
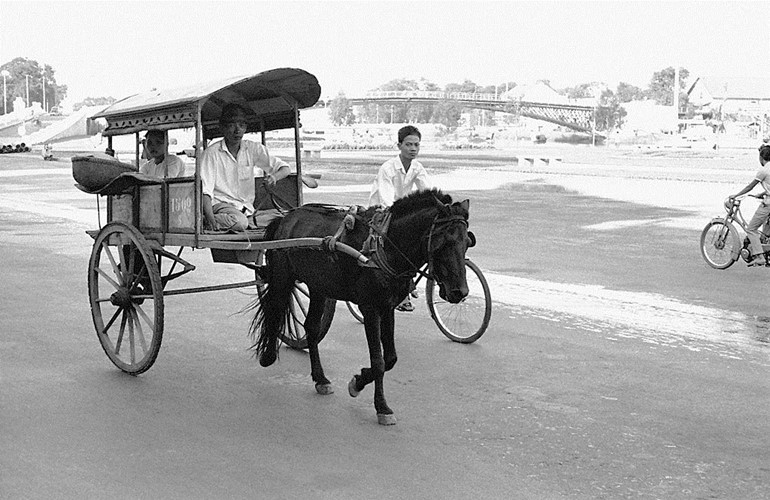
[365,209,467,281]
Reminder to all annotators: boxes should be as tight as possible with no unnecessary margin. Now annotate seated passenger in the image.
[199,104,290,232]
[139,130,186,178]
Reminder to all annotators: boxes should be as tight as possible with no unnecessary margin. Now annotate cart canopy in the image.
[92,68,321,139]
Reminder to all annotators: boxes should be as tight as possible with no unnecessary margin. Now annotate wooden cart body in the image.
[89,67,320,251]
[82,69,362,374]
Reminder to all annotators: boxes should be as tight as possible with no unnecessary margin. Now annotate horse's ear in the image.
[459,199,470,213]
[433,195,449,213]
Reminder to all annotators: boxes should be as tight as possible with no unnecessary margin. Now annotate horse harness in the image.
[324,203,468,282]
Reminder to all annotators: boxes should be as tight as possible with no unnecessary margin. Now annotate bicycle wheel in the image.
[700,220,740,269]
[427,259,491,343]
[263,281,336,350]
[346,301,364,324]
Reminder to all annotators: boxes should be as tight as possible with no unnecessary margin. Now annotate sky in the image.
[0,0,766,105]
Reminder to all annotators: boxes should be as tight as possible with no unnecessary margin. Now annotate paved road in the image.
[2,152,769,499]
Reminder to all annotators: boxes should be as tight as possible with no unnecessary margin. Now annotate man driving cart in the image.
[200,103,290,232]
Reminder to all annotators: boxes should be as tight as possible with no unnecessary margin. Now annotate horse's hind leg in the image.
[307,292,333,395]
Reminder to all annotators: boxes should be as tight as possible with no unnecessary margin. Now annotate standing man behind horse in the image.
[200,103,291,231]
[368,125,431,311]
[368,125,431,208]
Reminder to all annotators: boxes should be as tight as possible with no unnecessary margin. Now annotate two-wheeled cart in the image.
[77,68,365,375]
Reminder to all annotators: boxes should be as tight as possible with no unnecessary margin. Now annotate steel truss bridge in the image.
[347,90,597,135]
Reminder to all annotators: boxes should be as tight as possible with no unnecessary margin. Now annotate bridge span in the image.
[346,90,597,135]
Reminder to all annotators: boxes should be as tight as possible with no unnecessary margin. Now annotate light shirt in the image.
[368,155,430,207]
[756,165,770,195]
[139,155,186,178]
[200,139,290,215]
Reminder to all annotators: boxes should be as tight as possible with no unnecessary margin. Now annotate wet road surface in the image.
[2,150,769,499]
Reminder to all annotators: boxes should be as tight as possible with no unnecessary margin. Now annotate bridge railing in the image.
[363,90,507,102]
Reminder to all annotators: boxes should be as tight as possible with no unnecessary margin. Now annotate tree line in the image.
[0,57,690,136]
[328,67,692,133]
[0,57,115,115]
[0,57,67,114]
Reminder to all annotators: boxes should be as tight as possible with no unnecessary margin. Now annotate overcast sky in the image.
[0,0,766,104]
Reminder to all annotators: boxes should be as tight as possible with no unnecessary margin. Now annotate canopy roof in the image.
[92,68,321,139]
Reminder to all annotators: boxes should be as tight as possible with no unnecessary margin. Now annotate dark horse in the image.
[249,189,471,425]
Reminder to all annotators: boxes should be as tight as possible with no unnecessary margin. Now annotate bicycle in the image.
[700,194,770,269]
[345,258,492,343]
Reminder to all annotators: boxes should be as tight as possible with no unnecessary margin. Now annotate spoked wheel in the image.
[700,220,740,269]
[346,301,364,324]
[258,281,335,350]
[427,259,491,343]
[88,222,163,374]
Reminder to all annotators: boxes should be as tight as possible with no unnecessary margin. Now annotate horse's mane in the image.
[389,188,452,219]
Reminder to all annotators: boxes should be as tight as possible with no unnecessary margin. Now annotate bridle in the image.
[367,208,468,282]
[425,213,468,282]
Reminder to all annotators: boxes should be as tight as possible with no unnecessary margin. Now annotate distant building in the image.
[502,81,593,106]
[621,101,677,135]
[687,77,770,122]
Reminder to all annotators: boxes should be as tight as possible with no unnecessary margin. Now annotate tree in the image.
[431,99,463,130]
[328,92,355,126]
[562,83,596,99]
[646,66,689,106]
[496,82,517,96]
[445,79,478,94]
[594,89,627,132]
[616,82,644,103]
[0,57,67,113]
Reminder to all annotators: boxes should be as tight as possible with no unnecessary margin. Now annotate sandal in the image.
[396,300,414,312]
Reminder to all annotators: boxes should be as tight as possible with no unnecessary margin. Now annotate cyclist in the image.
[730,144,770,266]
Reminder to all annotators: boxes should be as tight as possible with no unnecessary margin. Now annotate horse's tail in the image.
[248,247,294,367]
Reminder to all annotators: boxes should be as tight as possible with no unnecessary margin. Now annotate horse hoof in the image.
[377,413,397,425]
[315,383,334,395]
[348,377,360,397]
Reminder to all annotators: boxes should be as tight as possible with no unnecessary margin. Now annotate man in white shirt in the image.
[369,125,431,311]
[368,125,430,207]
[731,144,770,266]
[200,104,290,231]
[139,130,186,178]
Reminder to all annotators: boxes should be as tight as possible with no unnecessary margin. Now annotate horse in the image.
[248,188,472,425]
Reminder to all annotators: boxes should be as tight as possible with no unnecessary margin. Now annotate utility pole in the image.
[43,76,46,112]
[1,70,9,115]
[25,75,29,107]
[673,66,680,134]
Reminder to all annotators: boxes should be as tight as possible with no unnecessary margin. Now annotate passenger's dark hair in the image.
[398,125,421,144]
[760,144,770,162]
[220,103,249,124]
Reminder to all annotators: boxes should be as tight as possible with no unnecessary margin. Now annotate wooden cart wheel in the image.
[88,222,164,374]
[257,281,335,350]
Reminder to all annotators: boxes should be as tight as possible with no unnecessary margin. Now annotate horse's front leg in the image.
[381,308,397,372]
[306,293,333,395]
[348,306,395,425]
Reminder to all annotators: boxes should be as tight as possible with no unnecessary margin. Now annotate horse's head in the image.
[428,197,472,303]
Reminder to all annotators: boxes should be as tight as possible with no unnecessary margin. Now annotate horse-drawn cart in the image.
[77,68,364,375]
